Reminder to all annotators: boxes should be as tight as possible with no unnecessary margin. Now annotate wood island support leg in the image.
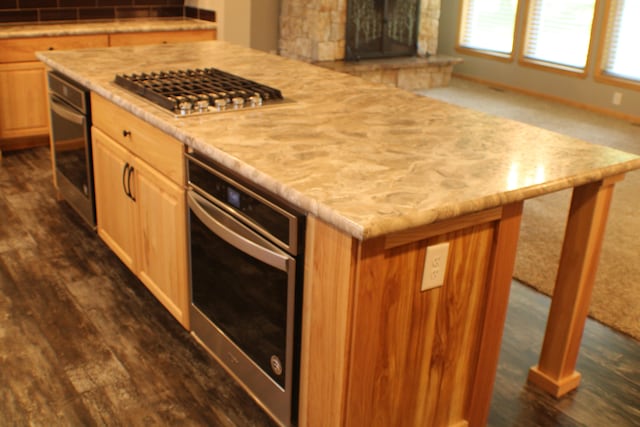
[528,174,625,398]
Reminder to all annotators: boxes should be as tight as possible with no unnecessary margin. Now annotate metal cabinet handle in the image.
[122,163,130,198]
[121,162,136,201]
[122,130,131,137]
[127,165,135,201]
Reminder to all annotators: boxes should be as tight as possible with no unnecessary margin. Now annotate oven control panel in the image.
[186,151,303,254]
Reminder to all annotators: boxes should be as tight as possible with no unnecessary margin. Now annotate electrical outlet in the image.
[612,92,623,106]
[421,242,450,291]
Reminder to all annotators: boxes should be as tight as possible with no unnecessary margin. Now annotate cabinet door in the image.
[92,127,137,271]
[135,158,189,328]
[0,62,48,139]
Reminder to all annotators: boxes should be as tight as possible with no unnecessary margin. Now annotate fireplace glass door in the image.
[346,0,419,60]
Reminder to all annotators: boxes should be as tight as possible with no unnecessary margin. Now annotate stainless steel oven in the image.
[186,150,305,426]
[48,71,95,228]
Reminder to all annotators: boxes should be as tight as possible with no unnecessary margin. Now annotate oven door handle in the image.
[188,190,291,272]
[50,96,86,126]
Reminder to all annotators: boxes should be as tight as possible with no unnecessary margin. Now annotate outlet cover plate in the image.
[421,242,450,291]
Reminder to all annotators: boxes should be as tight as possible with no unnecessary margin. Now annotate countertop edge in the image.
[0,18,216,39]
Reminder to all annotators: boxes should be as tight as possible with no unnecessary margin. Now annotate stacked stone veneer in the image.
[279,0,441,62]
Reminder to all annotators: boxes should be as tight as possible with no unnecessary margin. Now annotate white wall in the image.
[438,1,640,121]
[185,0,280,53]
[184,0,216,10]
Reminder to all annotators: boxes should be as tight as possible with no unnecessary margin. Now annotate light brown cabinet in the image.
[299,205,523,427]
[91,94,189,329]
[0,34,108,151]
[0,62,50,140]
[92,127,138,270]
[109,29,216,47]
[1,28,215,153]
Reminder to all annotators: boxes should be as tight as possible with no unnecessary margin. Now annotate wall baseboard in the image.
[453,73,640,125]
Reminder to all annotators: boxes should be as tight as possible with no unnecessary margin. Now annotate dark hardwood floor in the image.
[1,147,639,426]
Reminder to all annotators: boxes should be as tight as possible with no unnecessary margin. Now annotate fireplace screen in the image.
[345,0,419,60]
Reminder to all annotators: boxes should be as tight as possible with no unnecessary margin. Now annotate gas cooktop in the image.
[114,68,285,117]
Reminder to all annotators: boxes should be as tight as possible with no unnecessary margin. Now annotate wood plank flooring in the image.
[1,147,639,426]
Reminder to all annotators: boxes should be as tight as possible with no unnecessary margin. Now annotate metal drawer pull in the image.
[127,165,135,201]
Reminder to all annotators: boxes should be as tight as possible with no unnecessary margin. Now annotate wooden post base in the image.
[527,175,623,400]
[528,365,581,398]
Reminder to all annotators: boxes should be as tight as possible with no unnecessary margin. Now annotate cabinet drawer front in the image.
[108,30,216,47]
[91,93,185,184]
[0,34,109,63]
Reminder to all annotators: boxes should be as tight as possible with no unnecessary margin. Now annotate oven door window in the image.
[50,95,90,197]
[189,193,294,388]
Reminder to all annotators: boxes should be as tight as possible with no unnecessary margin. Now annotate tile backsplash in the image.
[0,1,215,24]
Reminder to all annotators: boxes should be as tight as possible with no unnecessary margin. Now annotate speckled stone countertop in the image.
[0,18,215,39]
[36,41,640,240]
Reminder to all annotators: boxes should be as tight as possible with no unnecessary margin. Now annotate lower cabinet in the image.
[2,29,215,152]
[92,126,189,329]
[0,33,109,149]
[108,29,216,46]
[0,62,49,142]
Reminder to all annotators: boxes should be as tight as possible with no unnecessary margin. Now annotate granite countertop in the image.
[0,18,215,39]
[36,41,640,240]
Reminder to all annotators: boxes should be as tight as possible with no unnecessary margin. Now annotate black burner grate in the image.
[114,68,284,115]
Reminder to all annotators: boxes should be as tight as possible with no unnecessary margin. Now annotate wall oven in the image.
[186,150,305,426]
[48,71,95,228]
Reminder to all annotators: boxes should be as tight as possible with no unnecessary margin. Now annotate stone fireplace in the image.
[279,0,460,89]
[279,0,441,62]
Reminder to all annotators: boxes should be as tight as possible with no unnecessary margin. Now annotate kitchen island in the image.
[37,41,640,427]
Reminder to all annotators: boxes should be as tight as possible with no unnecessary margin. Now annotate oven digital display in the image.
[227,187,241,209]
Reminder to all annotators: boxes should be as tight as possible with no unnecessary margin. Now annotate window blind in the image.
[459,0,519,55]
[602,0,640,81]
[523,0,597,69]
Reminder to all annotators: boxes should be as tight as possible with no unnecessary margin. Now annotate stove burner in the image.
[114,68,284,116]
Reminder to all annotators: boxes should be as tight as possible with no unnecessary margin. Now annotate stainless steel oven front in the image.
[186,151,305,426]
[48,71,95,228]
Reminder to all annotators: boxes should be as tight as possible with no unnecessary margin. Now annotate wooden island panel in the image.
[300,202,523,427]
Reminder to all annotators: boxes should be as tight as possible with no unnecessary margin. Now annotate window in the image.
[458,0,519,57]
[599,0,640,83]
[522,0,598,71]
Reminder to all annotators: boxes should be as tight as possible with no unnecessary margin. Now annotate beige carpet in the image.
[418,79,640,341]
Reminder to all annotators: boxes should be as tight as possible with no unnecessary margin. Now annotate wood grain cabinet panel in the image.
[0,62,49,140]
[2,29,215,152]
[91,99,189,329]
[300,204,523,427]
[108,30,216,47]
[91,93,185,184]
[134,157,188,328]
[92,127,137,271]
[0,34,108,63]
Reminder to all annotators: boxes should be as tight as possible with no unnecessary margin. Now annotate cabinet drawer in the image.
[91,93,185,185]
[0,34,109,63]
[108,30,216,47]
